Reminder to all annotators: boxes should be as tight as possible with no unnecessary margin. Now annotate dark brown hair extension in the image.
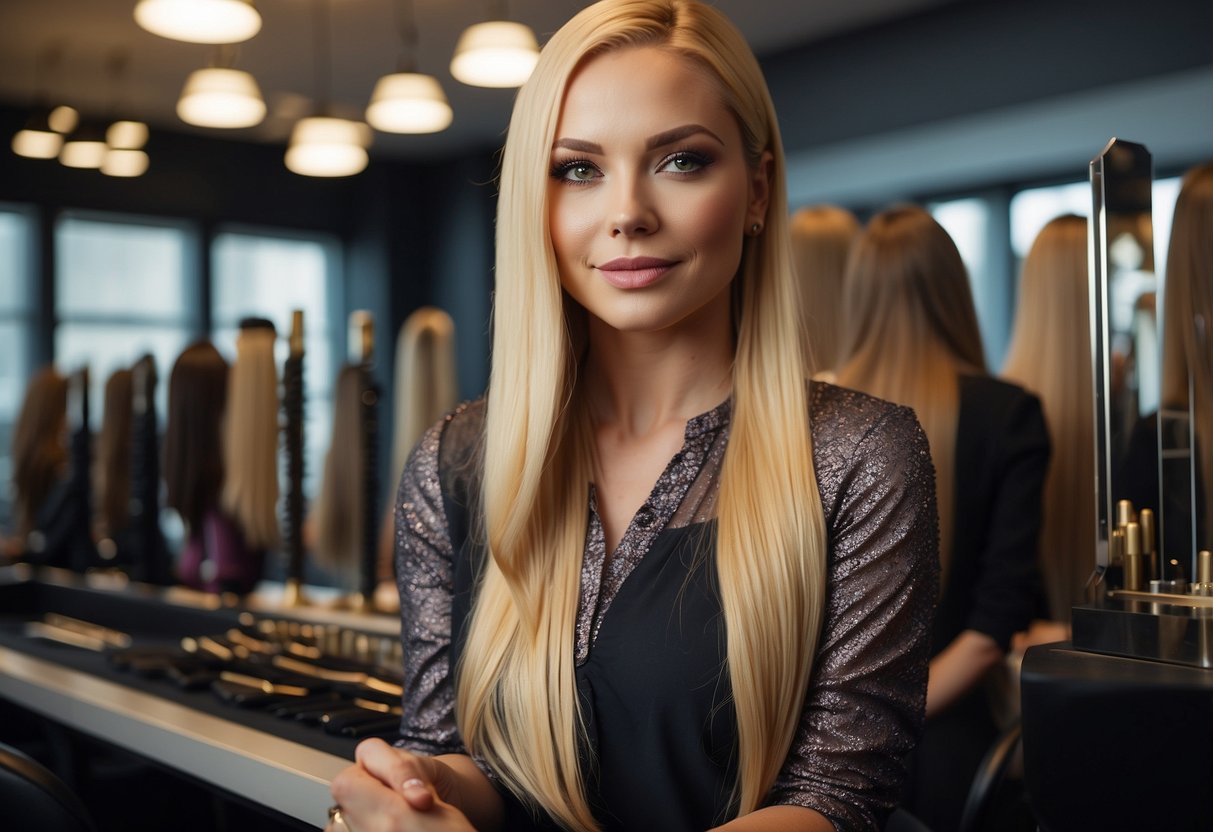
[163,341,229,532]
[11,367,68,537]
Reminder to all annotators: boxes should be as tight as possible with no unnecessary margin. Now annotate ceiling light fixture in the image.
[177,66,266,128]
[102,149,150,177]
[450,1,539,88]
[287,0,371,177]
[286,116,371,177]
[12,108,69,159]
[59,121,109,169]
[134,0,262,44]
[11,47,78,160]
[366,0,451,134]
[107,120,149,150]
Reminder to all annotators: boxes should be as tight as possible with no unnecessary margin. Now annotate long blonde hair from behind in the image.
[390,307,458,487]
[790,205,859,377]
[221,320,280,551]
[1161,162,1213,554]
[312,365,365,587]
[837,205,986,575]
[455,2,827,829]
[1002,215,1093,621]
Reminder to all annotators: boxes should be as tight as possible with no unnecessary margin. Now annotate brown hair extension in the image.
[11,367,68,538]
[94,368,134,541]
[164,342,229,533]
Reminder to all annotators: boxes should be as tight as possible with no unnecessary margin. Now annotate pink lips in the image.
[596,256,676,289]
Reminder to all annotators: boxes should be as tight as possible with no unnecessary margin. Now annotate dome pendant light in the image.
[287,0,371,176]
[59,120,109,169]
[12,107,74,159]
[366,0,451,134]
[450,0,539,88]
[134,0,262,45]
[177,66,266,128]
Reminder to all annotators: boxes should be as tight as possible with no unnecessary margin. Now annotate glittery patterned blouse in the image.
[394,382,938,831]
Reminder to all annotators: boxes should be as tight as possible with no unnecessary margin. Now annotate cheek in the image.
[678,183,746,263]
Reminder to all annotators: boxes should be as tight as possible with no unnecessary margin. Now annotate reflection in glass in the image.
[1159,162,1213,579]
[1090,138,1158,577]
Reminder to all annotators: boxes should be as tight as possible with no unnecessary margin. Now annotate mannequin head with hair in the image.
[221,319,280,552]
[94,367,134,545]
[312,364,365,588]
[391,306,457,485]
[164,342,228,533]
[837,204,986,570]
[1161,162,1213,550]
[10,367,68,539]
[457,2,826,827]
[790,204,859,377]
[1003,214,1093,620]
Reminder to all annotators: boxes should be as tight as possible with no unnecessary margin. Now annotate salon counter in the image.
[1021,642,1213,832]
[0,566,402,829]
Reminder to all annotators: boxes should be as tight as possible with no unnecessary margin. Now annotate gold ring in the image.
[328,804,352,832]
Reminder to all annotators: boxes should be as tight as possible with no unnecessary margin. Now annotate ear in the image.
[746,150,774,230]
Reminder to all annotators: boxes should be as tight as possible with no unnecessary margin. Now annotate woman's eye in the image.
[552,161,599,183]
[660,152,710,174]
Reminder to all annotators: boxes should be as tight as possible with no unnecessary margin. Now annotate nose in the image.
[609,174,659,238]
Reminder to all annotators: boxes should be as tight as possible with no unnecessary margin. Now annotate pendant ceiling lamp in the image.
[177,66,266,128]
[11,48,78,160]
[59,120,109,169]
[366,0,451,134]
[11,105,77,159]
[134,0,262,44]
[287,0,371,176]
[450,1,539,88]
[107,120,149,150]
[102,149,150,177]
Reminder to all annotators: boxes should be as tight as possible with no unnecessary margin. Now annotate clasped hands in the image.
[327,739,478,832]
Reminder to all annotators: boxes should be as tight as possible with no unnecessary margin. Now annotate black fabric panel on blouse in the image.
[449,515,739,832]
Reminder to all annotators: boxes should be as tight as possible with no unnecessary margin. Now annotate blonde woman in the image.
[836,205,1049,832]
[1003,215,1094,636]
[789,205,859,379]
[328,3,937,831]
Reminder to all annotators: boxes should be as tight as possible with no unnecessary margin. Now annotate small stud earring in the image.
[750,222,762,235]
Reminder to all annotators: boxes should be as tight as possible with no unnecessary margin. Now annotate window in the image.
[54,214,197,427]
[211,230,341,499]
[0,206,35,529]
[928,197,1010,367]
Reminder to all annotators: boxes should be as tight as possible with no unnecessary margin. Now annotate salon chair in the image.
[0,739,97,832]
[958,721,1023,832]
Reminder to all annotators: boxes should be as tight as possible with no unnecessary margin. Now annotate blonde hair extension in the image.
[1161,162,1213,555]
[312,365,366,588]
[790,205,860,377]
[455,2,827,828]
[390,307,458,487]
[1003,215,1094,620]
[837,205,986,577]
[222,320,281,551]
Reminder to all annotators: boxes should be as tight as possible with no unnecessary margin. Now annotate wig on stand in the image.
[790,205,859,379]
[94,368,133,567]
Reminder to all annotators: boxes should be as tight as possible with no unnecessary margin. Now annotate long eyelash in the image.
[664,147,715,170]
[549,158,595,181]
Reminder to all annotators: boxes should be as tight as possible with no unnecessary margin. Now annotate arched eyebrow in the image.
[551,124,725,155]
[645,123,724,150]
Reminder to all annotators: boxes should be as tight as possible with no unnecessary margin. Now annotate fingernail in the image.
[402,777,426,792]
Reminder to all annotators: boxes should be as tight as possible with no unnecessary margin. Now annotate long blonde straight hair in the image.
[1003,215,1093,621]
[790,205,859,377]
[221,320,280,551]
[390,306,457,487]
[455,2,827,828]
[837,205,986,575]
[1161,162,1213,555]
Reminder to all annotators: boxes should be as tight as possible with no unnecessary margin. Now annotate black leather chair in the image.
[0,740,97,832]
[958,720,1023,832]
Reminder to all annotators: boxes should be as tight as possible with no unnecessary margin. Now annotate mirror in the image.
[1089,138,1159,582]
[1159,163,1213,583]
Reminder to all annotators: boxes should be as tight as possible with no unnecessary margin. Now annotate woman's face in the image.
[548,46,769,335]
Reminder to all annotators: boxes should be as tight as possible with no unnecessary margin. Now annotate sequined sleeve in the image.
[768,399,940,831]
[393,418,465,756]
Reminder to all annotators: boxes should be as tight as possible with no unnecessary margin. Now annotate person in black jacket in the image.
[837,205,1050,832]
